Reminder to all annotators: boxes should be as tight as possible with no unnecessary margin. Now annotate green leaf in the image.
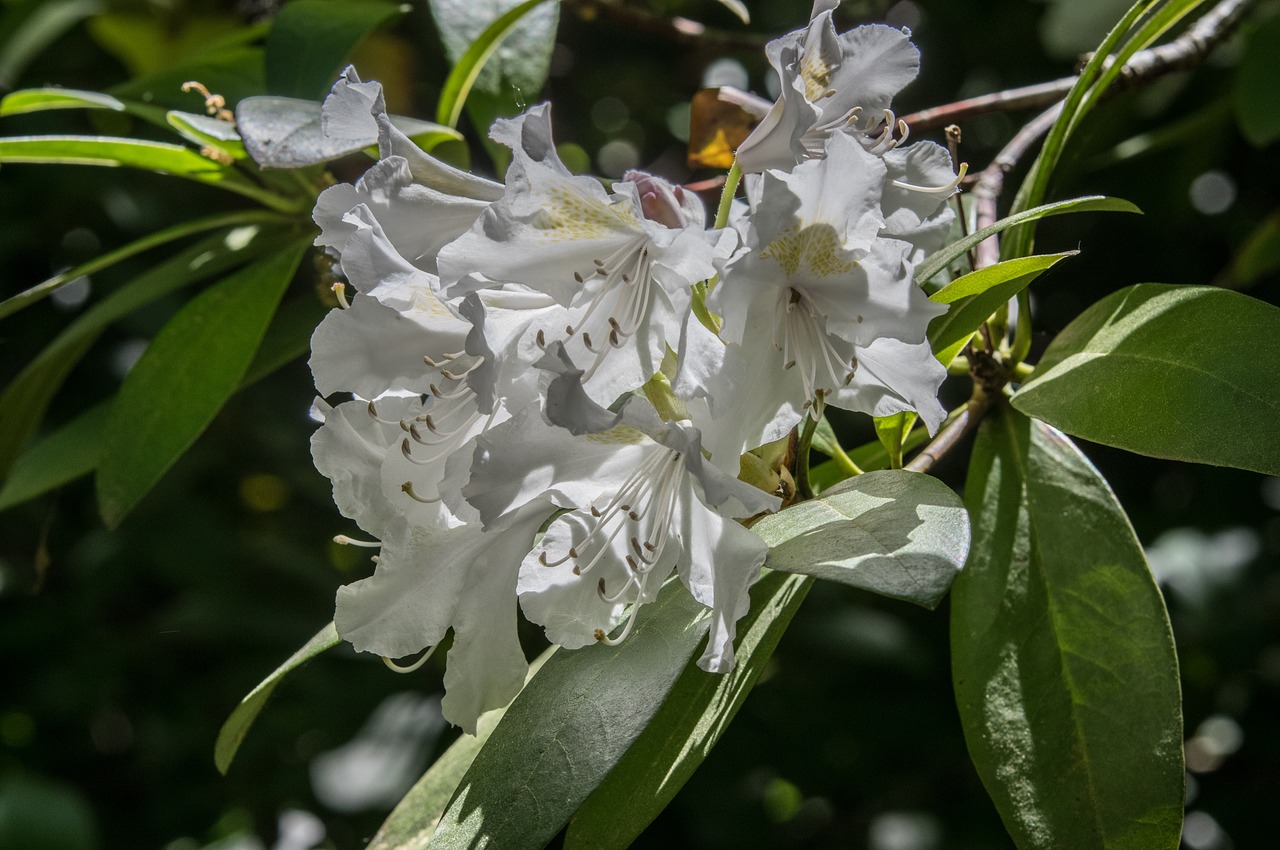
[1235,12,1280,147]
[1011,283,1280,476]
[951,405,1183,850]
[265,0,404,100]
[429,580,709,850]
[564,571,810,849]
[432,0,559,129]
[166,111,247,160]
[96,240,310,527]
[215,622,340,775]
[0,136,294,208]
[0,403,107,512]
[366,648,557,850]
[873,411,915,469]
[752,470,968,609]
[110,46,266,112]
[0,87,125,116]
[88,12,246,78]
[0,211,284,321]
[915,197,1138,285]
[0,225,287,486]
[0,0,101,89]
[928,252,1076,366]
[241,294,332,387]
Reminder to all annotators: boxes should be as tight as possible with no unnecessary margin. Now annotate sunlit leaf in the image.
[1012,283,1280,475]
[264,0,405,100]
[0,87,124,116]
[952,405,1183,850]
[215,622,340,775]
[915,196,1138,284]
[753,470,968,609]
[564,571,809,849]
[96,240,310,527]
[166,111,247,160]
[433,0,557,130]
[429,581,709,850]
[366,648,557,850]
[928,252,1075,366]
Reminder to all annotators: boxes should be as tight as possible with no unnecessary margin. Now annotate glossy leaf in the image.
[96,240,309,527]
[564,570,809,849]
[214,622,340,775]
[366,648,557,850]
[429,581,710,850]
[166,111,247,160]
[0,136,288,207]
[928,252,1075,366]
[0,403,107,512]
[0,225,287,485]
[753,470,969,609]
[264,0,404,100]
[0,87,124,116]
[915,197,1138,284]
[1012,284,1280,476]
[951,405,1183,850]
[237,96,462,168]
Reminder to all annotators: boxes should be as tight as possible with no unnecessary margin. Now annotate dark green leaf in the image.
[0,211,285,321]
[215,622,340,775]
[1235,12,1280,146]
[430,0,559,128]
[96,240,310,527]
[951,405,1183,850]
[564,571,809,850]
[928,252,1075,366]
[110,47,266,112]
[0,87,124,116]
[0,225,287,485]
[1011,283,1280,475]
[265,0,404,100]
[429,581,709,850]
[915,197,1137,284]
[366,648,557,850]
[241,294,333,387]
[753,470,968,609]
[0,403,107,512]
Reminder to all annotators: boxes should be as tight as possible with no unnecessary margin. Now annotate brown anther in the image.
[535,329,546,347]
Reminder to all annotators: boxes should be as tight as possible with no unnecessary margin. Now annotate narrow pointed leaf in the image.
[96,240,310,527]
[951,405,1183,850]
[0,225,287,485]
[429,581,709,850]
[753,470,969,609]
[0,403,107,512]
[0,87,125,116]
[215,622,340,775]
[928,252,1075,366]
[564,571,810,849]
[915,197,1138,285]
[366,648,557,850]
[166,110,247,160]
[1012,284,1280,475]
[0,136,257,191]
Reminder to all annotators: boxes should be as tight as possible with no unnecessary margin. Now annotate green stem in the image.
[1012,361,1036,383]
[795,394,824,499]
[824,430,862,477]
[0,209,290,321]
[714,161,742,230]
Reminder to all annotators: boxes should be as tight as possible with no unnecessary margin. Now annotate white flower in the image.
[438,105,730,406]
[681,132,948,462]
[456,345,780,673]
[734,1,920,173]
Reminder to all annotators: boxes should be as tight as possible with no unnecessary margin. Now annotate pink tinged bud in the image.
[623,170,689,229]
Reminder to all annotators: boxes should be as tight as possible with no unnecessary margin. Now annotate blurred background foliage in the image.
[0,0,1277,847]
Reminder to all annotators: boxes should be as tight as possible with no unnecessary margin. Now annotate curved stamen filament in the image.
[382,644,437,673]
[777,288,855,405]
[401,481,441,503]
[892,162,968,194]
[334,534,381,548]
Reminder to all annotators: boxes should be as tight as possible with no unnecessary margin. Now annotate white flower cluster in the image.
[309,1,958,732]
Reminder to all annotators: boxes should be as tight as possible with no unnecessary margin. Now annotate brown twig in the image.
[902,80,1073,133]
[561,0,768,50]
